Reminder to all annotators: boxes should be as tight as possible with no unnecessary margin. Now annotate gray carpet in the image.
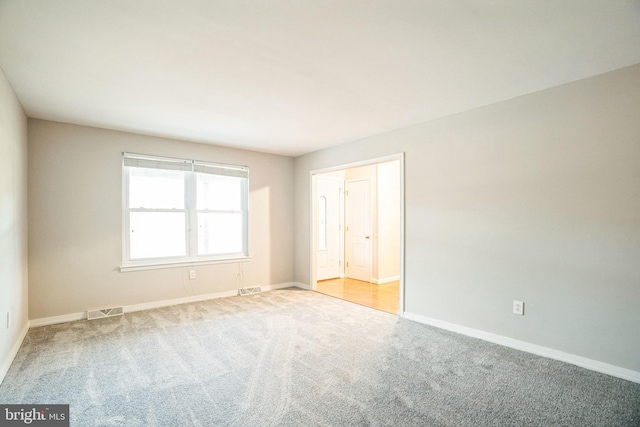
[1,288,638,426]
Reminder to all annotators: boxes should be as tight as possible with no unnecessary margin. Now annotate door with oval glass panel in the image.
[316,176,341,280]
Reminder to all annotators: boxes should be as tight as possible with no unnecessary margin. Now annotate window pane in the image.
[198,213,243,255]
[130,212,186,259]
[197,173,242,211]
[129,167,185,209]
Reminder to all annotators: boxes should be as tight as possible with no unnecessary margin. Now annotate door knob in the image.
[365,236,370,239]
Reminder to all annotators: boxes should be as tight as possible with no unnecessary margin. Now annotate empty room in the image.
[1,1,639,426]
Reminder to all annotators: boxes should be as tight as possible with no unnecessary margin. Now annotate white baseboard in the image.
[0,321,29,385]
[287,281,311,290]
[372,276,400,285]
[403,311,640,384]
[261,282,307,291]
[29,312,86,327]
[29,282,311,327]
[124,289,238,314]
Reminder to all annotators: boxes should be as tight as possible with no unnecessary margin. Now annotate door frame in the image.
[309,153,406,316]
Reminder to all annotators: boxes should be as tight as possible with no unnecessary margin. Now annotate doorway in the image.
[311,155,404,315]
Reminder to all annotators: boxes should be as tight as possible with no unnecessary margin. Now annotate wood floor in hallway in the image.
[316,277,399,315]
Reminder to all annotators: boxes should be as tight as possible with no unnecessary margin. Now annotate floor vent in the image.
[87,306,124,320]
[238,287,261,296]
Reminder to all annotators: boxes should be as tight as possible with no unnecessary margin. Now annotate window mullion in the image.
[242,176,249,256]
[123,165,131,264]
[187,167,198,259]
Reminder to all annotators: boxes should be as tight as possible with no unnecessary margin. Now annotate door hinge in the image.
[346,261,349,268]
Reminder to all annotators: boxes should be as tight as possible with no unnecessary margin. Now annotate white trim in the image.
[261,282,308,291]
[120,256,252,272]
[0,321,29,385]
[123,290,238,314]
[288,281,311,290]
[125,283,306,313]
[372,276,401,284]
[30,312,87,327]
[29,282,311,328]
[403,311,640,384]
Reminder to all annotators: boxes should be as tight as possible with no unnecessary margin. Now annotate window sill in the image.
[119,256,251,272]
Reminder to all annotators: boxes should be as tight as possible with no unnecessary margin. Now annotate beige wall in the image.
[294,64,640,372]
[0,68,28,380]
[28,120,294,319]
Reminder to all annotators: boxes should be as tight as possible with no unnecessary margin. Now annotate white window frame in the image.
[120,153,250,272]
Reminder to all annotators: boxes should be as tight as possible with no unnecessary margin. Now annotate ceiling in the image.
[1,1,640,157]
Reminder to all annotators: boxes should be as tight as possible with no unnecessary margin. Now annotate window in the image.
[122,153,249,270]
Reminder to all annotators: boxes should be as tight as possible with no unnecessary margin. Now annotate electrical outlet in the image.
[189,270,196,280]
[513,300,524,316]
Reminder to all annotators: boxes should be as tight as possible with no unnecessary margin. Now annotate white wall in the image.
[0,68,28,382]
[28,120,294,320]
[294,64,640,372]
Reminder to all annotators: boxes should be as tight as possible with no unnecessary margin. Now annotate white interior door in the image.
[345,179,371,282]
[316,176,341,280]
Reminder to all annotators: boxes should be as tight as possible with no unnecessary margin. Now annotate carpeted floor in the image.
[1,288,639,426]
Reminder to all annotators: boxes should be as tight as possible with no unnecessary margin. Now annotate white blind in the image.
[123,153,192,171]
[194,162,248,178]
[123,153,248,177]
